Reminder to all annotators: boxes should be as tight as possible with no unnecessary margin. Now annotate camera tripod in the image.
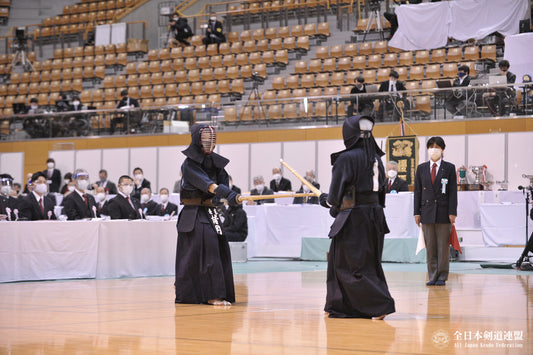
[11,48,34,72]
[362,1,385,42]
[247,78,266,121]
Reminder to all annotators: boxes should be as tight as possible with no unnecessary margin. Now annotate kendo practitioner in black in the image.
[319,115,395,319]
[175,124,240,306]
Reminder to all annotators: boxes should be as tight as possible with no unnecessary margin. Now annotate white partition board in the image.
[283,141,316,191]
[250,143,281,189]
[157,146,185,193]
[218,143,250,191]
[102,148,129,183]
[317,139,344,194]
[468,133,506,182]
[508,131,533,190]
[130,147,158,190]
[49,151,75,178]
[75,150,101,182]
[0,152,24,184]
[440,135,465,168]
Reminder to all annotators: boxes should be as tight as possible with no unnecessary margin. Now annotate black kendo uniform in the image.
[175,124,239,304]
[320,115,395,318]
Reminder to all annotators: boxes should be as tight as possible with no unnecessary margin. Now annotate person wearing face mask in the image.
[132,167,151,200]
[26,97,43,115]
[384,161,409,193]
[445,65,472,117]
[269,167,292,192]
[293,170,320,204]
[318,115,395,319]
[61,169,97,220]
[42,158,62,193]
[378,70,407,122]
[158,187,178,216]
[486,60,516,116]
[176,124,241,306]
[0,174,19,220]
[94,186,109,217]
[348,76,371,117]
[414,136,457,286]
[139,187,160,216]
[60,172,73,194]
[19,172,57,221]
[169,15,193,47]
[250,175,274,205]
[106,175,142,220]
[91,169,118,195]
[202,12,226,46]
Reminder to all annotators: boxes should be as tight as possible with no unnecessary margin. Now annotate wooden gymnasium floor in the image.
[1,262,532,354]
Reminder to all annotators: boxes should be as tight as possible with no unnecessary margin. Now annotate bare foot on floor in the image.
[208,299,231,306]
[372,314,387,320]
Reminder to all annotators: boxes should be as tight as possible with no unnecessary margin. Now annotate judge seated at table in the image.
[140,187,161,216]
[94,186,110,217]
[106,175,142,219]
[19,172,57,221]
[249,175,274,205]
[158,187,178,216]
[61,169,97,220]
[293,170,320,204]
[384,161,409,193]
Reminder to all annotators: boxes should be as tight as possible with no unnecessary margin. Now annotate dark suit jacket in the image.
[414,160,458,224]
[96,200,110,217]
[107,194,142,220]
[379,80,407,94]
[270,177,292,192]
[385,177,409,193]
[116,96,140,109]
[61,190,97,220]
[19,193,57,220]
[250,187,274,204]
[159,202,178,216]
[96,180,118,195]
[293,182,320,204]
[133,179,151,200]
[0,195,19,220]
[42,168,62,193]
[141,200,161,216]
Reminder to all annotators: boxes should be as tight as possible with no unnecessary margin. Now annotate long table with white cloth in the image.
[0,191,527,282]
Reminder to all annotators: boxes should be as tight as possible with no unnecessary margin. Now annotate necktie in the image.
[387,179,392,192]
[83,194,88,206]
[48,170,52,178]
[39,197,44,215]
[161,205,165,214]
[431,163,437,184]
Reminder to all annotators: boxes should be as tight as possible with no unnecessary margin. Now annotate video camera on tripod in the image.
[13,27,28,51]
[251,72,264,83]
[368,0,383,11]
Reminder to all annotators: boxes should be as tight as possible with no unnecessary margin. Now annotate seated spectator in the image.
[61,169,97,220]
[27,97,44,114]
[70,96,85,111]
[378,70,408,122]
[229,175,241,194]
[249,175,274,205]
[223,203,248,242]
[133,167,151,200]
[92,169,118,195]
[293,170,320,204]
[0,174,19,220]
[112,90,140,134]
[23,172,32,194]
[158,187,178,216]
[170,15,193,46]
[94,186,109,217]
[60,172,73,194]
[42,158,62,193]
[270,167,292,192]
[348,76,372,117]
[140,187,160,216]
[106,175,142,220]
[202,13,226,46]
[445,65,472,117]
[55,94,71,112]
[486,60,517,116]
[12,182,22,197]
[19,172,57,220]
[384,161,409,193]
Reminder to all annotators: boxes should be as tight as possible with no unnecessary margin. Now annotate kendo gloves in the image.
[214,184,240,206]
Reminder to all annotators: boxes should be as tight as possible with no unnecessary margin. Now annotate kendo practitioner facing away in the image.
[175,124,240,306]
[319,115,395,319]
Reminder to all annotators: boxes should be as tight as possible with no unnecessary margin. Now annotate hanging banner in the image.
[385,135,419,185]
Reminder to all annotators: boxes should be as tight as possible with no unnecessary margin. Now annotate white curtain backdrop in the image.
[389,0,528,50]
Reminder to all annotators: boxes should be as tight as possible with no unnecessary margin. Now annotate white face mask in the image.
[210,17,216,21]
[73,101,80,106]
[96,192,106,202]
[135,174,143,181]
[121,185,133,196]
[31,105,39,110]
[35,183,48,195]
[255,184,264,192]
[160,194,169,203]
[140,194,150,203]
[64,179,70,185]
[67,185,75,192]
[47,162,54,169]
[273,173,281,182]
[1,185,11,195]
[387,170,398,179]
[77,180,89,191]
[428,148,443,161]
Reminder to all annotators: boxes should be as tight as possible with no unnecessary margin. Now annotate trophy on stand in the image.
[457,166,468,190]
[470,165,485,190]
